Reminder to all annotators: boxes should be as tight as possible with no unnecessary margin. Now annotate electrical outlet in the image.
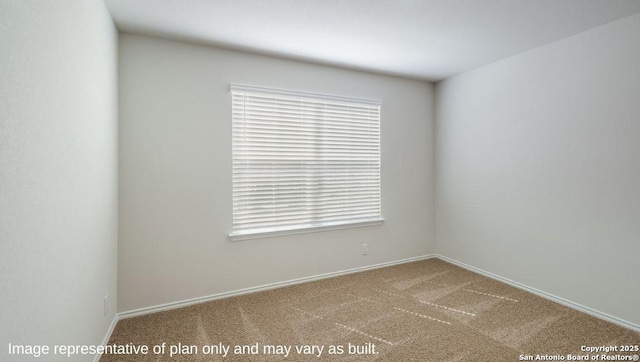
[104,294,109,316]
[361,243,368,255]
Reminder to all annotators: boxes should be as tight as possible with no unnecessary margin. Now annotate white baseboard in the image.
[118,254,436,320]
[93,313,119,362]
[437,254,640,332]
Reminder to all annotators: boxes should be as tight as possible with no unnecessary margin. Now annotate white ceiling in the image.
[103,0,640,81]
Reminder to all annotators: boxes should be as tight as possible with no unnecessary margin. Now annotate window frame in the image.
[229,84,384,241]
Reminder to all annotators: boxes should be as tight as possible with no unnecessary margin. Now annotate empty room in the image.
[2,0,639,361]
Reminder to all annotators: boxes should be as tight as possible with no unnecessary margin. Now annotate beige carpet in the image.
[102,259,639,361]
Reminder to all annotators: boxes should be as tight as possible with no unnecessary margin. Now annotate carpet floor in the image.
[102,259,639,361]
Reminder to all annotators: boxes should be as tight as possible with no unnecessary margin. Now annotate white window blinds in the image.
[230,84,383,240]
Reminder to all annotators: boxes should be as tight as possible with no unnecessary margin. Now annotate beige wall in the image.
[436,14,640,326]
[0,0,119,359]
[118,34,435,312]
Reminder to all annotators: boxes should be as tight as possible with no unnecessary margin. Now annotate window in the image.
[230,84,383,240]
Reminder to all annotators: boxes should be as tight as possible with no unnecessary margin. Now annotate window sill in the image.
[229,217,384,241]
